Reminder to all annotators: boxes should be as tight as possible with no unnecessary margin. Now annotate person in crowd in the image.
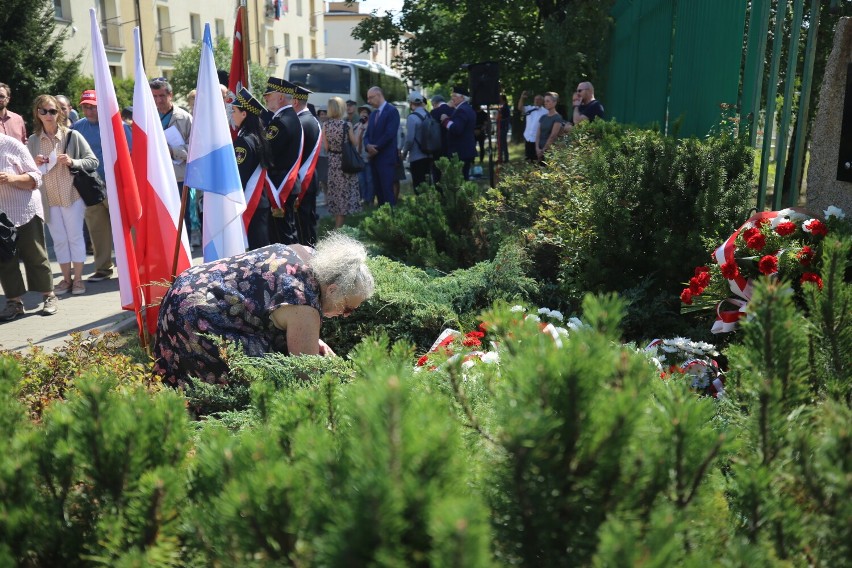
[150,78,194,243]
[231,88,272,250]
[498,94,511,163]
[0,82,27,144]
[353,104,374,205]
[293,84,322,246]
[536,92,565,162]
[440,85,477,180]
[27,95,98,296]
[152,232,374,388]
[262,77,303,244]
[185,89,197,114]
[323,96,362,228]
[55,95,78,126]
[401,91,431,191]
[315,107,329,205]
[0,134,57,320]
[345,99,358,125]
[72,89,132,283]
[517,91,547,162]
[121,106,133,125]
[573,82,605,124]
[474,106,490,164]
[429,94,452,184]
[363,86,401,207]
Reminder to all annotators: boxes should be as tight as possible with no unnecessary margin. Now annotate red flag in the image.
[229,5,249,138]
[89,8,144,341]
[132,28,193,336]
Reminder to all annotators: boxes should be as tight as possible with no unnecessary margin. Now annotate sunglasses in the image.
[38,108,59,116]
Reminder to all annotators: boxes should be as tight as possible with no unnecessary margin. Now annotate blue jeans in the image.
[358,162,375,205]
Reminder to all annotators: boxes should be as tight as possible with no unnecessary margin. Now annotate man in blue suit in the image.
[440,85,477,180]
[363,86,401,206]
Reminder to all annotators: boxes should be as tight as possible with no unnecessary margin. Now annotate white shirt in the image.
[0,134,43,226]
[521,105,548,143]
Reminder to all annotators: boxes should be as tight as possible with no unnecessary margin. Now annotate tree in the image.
[0,0,80,131]
[169,36,267,102]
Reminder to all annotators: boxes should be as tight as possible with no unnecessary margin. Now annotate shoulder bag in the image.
[0,211,17,262]
[341,122,365,174]
[64,132,106,206]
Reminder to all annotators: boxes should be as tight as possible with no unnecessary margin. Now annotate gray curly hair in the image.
[308,232,375,298]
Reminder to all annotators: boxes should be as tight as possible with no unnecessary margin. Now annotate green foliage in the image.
[0,0,80,130]
[322,247,538,358]
[361,158,489,271]
[480,120,755,340]
[67,75,135,113]
[169,35,267,100]
[0,331,158,420]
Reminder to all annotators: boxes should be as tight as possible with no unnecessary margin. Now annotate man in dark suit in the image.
[363,86,401,206]
[440,85,477,180]
[262,77,303,244]
[292,84,321,246]
[430,94,452,184]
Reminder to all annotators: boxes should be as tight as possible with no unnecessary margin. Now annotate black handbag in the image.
[0,211,17,262]
[64,133,106,206]
[341,123,365,174]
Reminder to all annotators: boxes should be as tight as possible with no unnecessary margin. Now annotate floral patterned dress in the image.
[152,244,322,387]
[325,119,362,216]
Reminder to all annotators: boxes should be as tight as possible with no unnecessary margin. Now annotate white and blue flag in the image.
[186,24,247,262]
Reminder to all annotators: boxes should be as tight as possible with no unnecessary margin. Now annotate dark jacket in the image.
[266,106,303,193]
[444,101,477,162]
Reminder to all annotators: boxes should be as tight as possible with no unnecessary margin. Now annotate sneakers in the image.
[0,299,25,322]
[41,295,58,316]
[72,280,86,295]
[87,270,113,282]
[55,279,72,295]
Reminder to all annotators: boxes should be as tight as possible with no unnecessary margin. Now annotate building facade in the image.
[323,2,403,73]
[55,0,324,83]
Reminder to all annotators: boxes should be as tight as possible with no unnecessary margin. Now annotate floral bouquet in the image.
[680,206,847,333]
[642,338,725,398]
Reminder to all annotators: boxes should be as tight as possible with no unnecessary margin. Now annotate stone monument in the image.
[807,17,852,216]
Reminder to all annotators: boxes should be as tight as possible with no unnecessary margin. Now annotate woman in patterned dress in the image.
[323,96,361,229]
[152,232,374,388]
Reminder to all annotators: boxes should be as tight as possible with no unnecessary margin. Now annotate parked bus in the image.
[284,58,408,108]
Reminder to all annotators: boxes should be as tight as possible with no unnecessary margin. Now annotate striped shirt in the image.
[0,134,43,226]
[36,129,78,208]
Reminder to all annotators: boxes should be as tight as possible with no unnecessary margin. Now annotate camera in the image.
[359,116,368,124]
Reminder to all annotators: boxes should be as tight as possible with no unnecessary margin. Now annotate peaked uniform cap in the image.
[264,76,296,95]
[234,87,266,116]
[293,85,312,101]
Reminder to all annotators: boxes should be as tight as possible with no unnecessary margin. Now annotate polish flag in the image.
[186,23,247,262]
[132,27,192,335]
[89,9,144,340]
[228,5,248,139]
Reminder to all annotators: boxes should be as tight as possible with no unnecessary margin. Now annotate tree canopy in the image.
[0,0,80,130]
[351,0,615,99]
[170,36,269,102]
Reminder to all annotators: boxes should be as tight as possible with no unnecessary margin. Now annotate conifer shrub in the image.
[0,330,158,420]
[479,121,755,340]
[360,157,489,271]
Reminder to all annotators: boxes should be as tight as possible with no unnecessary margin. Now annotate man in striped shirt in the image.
[0,134,58,320]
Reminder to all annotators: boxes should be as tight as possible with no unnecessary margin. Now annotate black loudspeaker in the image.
[468,61,500,107]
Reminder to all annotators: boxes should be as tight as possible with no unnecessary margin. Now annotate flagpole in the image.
[172,187,190,278]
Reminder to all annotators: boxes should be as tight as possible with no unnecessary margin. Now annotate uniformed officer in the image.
[232,88,273,250]
[292,84,322,246]
[262,77,303,245]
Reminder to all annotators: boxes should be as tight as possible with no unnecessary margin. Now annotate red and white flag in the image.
[132,27,192,335]
[228,5,248,139]
[89,8,144,339]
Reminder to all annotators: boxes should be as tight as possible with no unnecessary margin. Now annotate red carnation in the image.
[746,233,766,251]
[720,260,739,279]
[694,266,710,276]
[697,271,711,287]
[775,221,796,236]
[758,255,779,275]
[417,355,429,367]
[462,336,482,347]
[688,276,705,295]
[756,218,769,227]
[742,227,760,242]
[800,272,823,290]
[680,288,693,305]
[797,245,814,266]
[803,219,828,236]
[478,322,489,333]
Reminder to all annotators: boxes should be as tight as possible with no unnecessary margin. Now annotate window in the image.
[215,18,225,37]
[283,34,291,57]
[287,62,352,94]
[298,37,304,58]
[296,0,302,17]
[190,13,201,42]
[157,6,174,53]
[54,0,65,19]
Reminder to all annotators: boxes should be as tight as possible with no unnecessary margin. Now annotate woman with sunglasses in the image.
[27,94,98,295]
[152,232,374,390]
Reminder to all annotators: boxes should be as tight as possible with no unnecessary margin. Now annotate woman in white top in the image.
[27,94,98,296]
